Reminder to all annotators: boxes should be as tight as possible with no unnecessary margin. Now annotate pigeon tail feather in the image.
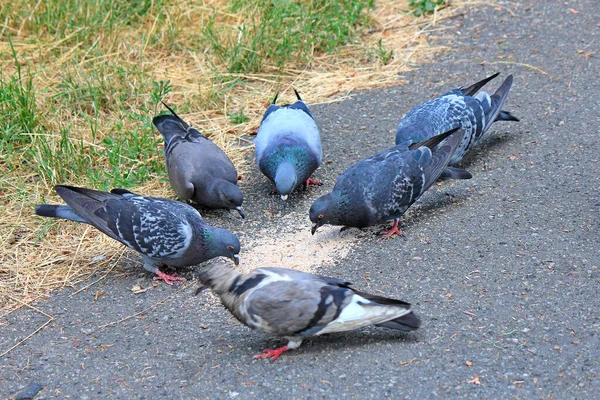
[408,127,461,151]
[460,72,500,96]
[496,110,520,122]
[440,166,472,180]
[35,204,87,223]
[376,311,421,331]
[483,75,515,132]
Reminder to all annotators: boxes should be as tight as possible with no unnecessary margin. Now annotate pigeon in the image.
[153,102,245,218]
[254,89,322,200]
[310,127,468,237]
[35,185,241,284]
[395,73,519,167]
[196,261,420,360]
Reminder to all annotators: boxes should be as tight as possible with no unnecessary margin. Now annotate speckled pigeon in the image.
[255,89,322,200]
[196,261,420,360]
[395,73,519,167]
[153,102,245,218]
[310,127,467,237]
[35,185,241,284]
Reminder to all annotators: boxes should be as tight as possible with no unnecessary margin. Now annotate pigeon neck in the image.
[197,263,240,294]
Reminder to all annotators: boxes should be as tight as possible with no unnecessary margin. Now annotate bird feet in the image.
[253,345,289,361]
[153,270,186,285]
[304,178,322,188]
[380,220,404,238]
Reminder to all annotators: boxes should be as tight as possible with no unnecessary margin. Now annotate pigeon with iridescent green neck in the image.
[255,89,322,200]
[35,185,240,284]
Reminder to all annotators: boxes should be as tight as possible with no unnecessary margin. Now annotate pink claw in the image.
[153,270,186,285]
[305,178,322,186]
[380,220,404,238]
[253,345,289,361]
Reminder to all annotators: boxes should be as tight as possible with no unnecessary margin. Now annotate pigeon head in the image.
[216,181,245,218]
[309,193,337,234]
[204,227,241,266]
[274,161,298,201]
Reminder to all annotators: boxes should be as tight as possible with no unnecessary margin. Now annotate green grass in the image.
[0,0,451,312]
[1,0,377,193]
[407,0,447,16]
[202,0,374,74]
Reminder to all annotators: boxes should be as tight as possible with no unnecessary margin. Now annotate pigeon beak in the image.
[235,206,246,219]
[280,194,288,201]
[231,254,240,266]
[311,222,319,235]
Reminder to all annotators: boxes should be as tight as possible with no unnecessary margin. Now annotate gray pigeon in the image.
[196,261,420,360]
[395,73,519,168]
[310,127,468,237]
[153,103,245,218]
[255,90,322,200]
[35,185,240,284]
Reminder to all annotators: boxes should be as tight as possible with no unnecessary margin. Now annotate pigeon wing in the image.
[55,186,194,260]
[244,278,351,337]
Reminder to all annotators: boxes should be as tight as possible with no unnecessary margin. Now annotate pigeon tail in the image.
[161,101,190,129]
[460,72,500,96]
[274,161,298,198]
[153,115,188,143]
[482,75,515,133]
[440,166,472,180]
[496,110,520,122]
[376,311,421,331]
[408,127,461,151]
[35,204,87,223]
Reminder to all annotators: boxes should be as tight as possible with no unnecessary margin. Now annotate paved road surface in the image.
[2,0,599,398]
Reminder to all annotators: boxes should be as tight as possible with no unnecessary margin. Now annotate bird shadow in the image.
[251,327,421,359]
[456,130,520,170]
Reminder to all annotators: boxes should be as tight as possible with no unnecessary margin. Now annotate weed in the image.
[408,0,447,16]
[376,39,394,65]
[150,80,172,109]
[229,110,249,125]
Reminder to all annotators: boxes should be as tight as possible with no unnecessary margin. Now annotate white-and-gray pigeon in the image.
[153,103,245,218]
[255,90,322,200]
[310,127,468,237]
[196,261,420,360]
[35,185,241,284]
[395,73,519,168]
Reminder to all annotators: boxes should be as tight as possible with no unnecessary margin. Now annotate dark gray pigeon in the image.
[310,127,468,237]
[196,261,420,360]
[255,90,322,200]
[153,103,245,218]
[395,73,519,169]
[35,185,241,284]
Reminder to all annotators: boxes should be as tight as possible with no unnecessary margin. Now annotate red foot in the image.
[253,345,289,361]
[380,220,404,238]
[153,270,186,285]
[305,178,322,187]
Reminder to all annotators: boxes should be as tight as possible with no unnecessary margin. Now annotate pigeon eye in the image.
[227,245,234,251]
[318,213,324,219]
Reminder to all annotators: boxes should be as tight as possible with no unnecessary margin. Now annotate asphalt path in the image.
[2,0,599,398]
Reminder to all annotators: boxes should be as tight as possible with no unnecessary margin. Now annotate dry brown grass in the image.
[0,0,471,316]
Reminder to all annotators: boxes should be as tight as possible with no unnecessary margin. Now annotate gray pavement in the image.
[2,0,599,398]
